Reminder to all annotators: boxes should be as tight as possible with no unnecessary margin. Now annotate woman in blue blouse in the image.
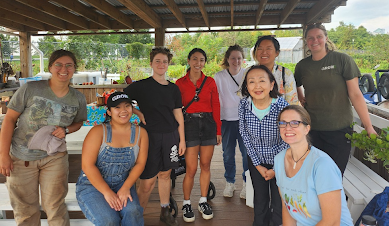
[238,65,289,226]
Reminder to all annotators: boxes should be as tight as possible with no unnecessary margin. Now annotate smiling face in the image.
[107,101,133,124]
[150,53,169,76]
[188,51,206,73]
[49,56,75,83]
[255,39,279,69]
[306,28,328,55]
[246,68,275,101]
[227,50,243,71]
[279,109,310,145]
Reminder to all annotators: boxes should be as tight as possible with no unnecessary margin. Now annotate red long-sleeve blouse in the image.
[175,71,222,135]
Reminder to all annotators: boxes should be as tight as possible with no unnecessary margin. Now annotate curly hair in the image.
[150,47,173,63]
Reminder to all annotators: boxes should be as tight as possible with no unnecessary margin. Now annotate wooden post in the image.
[302,25,308,58]
[155,28,165,47]
[19,32,32,78]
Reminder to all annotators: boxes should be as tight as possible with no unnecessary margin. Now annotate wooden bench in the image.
[0,183,93,225]
[343,155,389,224]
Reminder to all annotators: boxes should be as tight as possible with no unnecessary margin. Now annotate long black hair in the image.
[186,48,207,72]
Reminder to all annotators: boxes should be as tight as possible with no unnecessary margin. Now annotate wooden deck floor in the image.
[0,145,254,225]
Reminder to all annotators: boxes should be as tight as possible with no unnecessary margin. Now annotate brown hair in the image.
[278,105,312,143]
[304,23,337,55]
[221,45,244,69]
[240,65,281,98]
[48,49,77,72]
[150,47,173,63]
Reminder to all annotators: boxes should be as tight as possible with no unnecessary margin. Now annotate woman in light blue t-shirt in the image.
[274,105,353,226]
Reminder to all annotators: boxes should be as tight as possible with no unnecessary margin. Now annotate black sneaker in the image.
[182,204,195,222]
[198,202,213,220]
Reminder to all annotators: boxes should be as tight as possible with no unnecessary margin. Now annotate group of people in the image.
[0,23,377,226]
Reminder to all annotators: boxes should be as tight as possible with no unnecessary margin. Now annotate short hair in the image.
[221,44,245,69]
[240,64,281,98]
[48,49,77,72]
[252,35,280,62]
[304,23,337,55]
[150,47,173,63]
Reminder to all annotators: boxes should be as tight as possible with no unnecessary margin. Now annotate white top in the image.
[214,68,245,121]
[272,64,299,105]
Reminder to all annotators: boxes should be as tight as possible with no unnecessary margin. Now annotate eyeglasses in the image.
[54,63,75,70]
[277,120,307,128]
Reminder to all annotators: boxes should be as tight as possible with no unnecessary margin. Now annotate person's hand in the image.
[255,165,267,179]
[117,187,133,208]
[103,190,123,211]
[366,126,378,136]
[299,97,306,107]
[0,154,13,177]
[53,126,66,139]
[264,169,275,181]
[216,135,222,145]
[178,140,186,156]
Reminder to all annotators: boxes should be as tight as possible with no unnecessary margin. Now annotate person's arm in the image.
[0,109,21,177]
[117,127,148,207]
[132,108,146,125]
[173,108,186,156]
[346,77,377,135]
[316,190,342,226]
[279,188,297,226]
[81,125,122,211]
[210,79,222,142]
[296,86,305,106]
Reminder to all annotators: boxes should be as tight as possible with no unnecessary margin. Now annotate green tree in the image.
[126,42,144,59]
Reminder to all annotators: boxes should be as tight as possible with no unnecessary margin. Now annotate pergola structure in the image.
[0,0,348,77]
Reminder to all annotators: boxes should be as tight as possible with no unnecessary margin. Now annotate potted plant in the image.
[346,126,389,172]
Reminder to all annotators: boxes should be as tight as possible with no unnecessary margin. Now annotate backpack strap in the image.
[182,76,208,114]
[282,66,286,87]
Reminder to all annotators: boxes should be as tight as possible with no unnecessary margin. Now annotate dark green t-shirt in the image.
[294,51,360,131]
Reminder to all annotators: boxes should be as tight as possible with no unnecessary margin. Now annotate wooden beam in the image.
[82,0,134,29]
[0,10,57,31]
[117,0,162,28]
[15,0,89,29]
[255,0,268,27]
[19,32,32,78]
[155,28,165,47]
[306,0,341,24]
[279,0,301,26]
[162,0,187,29]
[50,0,112,29]
[0,19,26,32]
[0,0,69,31]
[196,0,210,29]
[230,1,234,29]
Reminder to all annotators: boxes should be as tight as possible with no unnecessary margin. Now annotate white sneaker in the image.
[223,182,236,197]
[240,181,246,199]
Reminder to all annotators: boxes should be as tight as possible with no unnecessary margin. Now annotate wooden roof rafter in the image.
[196,0,210,29]
[162,0,187,30]
[82,0,134,30]
[49,0,112,29]
[306,0,342,24]
[279,0,301,27]
[255,0,269,28]
[117,0,162,28]
[230,1,234,29]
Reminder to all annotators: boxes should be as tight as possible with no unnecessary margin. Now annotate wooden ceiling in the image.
[0,0,347,34]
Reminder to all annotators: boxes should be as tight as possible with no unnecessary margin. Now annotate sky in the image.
[325,0,389,33]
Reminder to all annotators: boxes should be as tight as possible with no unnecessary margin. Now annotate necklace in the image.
[291,147,310,169]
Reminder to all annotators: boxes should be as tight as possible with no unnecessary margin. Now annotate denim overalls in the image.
[76,123,144,226]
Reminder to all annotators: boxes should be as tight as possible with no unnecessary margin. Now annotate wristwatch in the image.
[63,127,69,134]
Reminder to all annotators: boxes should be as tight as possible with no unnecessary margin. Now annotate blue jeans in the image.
[222,120,248,183]
[76,178,144,226]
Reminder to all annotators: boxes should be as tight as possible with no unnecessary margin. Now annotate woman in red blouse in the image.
[175,48,221,222]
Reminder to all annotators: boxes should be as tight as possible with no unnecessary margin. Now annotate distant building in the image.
[373,28,385,35]
[276,37,304,64]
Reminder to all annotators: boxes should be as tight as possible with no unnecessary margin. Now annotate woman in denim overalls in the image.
[76,92,149,226]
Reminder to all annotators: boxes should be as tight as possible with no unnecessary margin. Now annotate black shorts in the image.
[140,130,180,179]
[309,126,352,175]
[184,112,217,148]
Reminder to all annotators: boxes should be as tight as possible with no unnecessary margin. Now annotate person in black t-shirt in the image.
[124,47,185,226]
